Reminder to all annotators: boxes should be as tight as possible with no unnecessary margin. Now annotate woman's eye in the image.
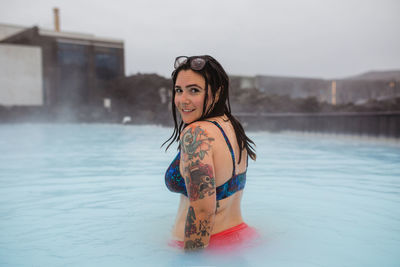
[175,88,182,93]
[190,88,200,93]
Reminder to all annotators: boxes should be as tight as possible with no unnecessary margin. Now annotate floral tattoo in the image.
[182,126,216,201]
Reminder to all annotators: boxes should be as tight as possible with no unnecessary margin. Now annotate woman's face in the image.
[174,69,213,124]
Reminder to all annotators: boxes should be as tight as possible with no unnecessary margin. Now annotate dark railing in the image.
[237,112,400,138]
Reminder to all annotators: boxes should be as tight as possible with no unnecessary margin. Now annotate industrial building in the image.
[0,22,124,110]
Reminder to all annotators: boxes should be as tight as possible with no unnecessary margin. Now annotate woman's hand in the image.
[181,122,217,251]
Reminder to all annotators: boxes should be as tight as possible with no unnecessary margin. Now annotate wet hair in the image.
[163,55,256,163]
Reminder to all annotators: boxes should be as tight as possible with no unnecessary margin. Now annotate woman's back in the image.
[171,116,247,239]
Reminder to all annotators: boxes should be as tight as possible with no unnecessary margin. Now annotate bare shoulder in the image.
[180,121,220,142]
[180,121,219,160]
[181,121,219,135]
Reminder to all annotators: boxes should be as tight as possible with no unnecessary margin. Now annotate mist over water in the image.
[0,124,399,266]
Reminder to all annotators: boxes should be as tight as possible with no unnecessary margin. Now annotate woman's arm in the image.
[181,123,217,251]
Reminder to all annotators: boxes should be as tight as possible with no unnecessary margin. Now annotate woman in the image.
[164,55,257,251]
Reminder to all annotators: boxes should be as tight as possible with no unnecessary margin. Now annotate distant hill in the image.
[344,70,400,81]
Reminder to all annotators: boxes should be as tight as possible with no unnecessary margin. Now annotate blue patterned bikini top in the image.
[165,120,246,200]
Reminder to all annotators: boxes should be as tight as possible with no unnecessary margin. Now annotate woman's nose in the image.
[181,92,190,104]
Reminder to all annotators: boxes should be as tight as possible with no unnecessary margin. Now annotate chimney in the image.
[53,7,60,32]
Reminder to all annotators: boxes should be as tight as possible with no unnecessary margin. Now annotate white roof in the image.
[0,23,123,47]
[39,28,123,44]
[0,23,27,40]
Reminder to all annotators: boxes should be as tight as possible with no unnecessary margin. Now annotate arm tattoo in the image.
[184,206,212,250]
[185,206,197,238]
[186,160,215,201]
[182,125,216,251]
[184,238,205,250]
[198,219,211,237]
[182,126,216,201]
[181,126,214,160]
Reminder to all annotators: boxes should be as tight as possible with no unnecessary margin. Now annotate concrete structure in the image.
[232,72,400,105]
[0,43,43,106]
[237,112,400,138]
[230,75,256,90]
[335,79,400,104]
[255,75,331,102]
[0,23,124,109]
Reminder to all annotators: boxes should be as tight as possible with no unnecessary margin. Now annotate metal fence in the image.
[237,112,400,138]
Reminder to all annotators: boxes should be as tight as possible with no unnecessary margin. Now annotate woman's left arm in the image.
[181,123,217,251]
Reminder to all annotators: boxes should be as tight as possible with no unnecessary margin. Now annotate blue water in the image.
[0,124,399,267]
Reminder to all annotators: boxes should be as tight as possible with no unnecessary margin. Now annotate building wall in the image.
[1,26,125,107]
[0,44,43,106]
[336,79,400,104]
[255,75,331,101]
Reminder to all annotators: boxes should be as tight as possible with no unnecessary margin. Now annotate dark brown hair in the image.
[163,55,256,163]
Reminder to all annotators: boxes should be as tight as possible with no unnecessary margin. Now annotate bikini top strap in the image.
[205,120,236,176]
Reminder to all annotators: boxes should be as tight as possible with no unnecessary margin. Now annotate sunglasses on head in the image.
[174,56,208,71]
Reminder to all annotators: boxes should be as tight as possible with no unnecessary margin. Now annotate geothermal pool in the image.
[0,124,399,266]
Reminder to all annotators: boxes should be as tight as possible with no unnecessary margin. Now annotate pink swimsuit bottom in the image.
[169,222,259,251]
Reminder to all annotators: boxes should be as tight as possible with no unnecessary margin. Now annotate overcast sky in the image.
[1,0,399,79]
